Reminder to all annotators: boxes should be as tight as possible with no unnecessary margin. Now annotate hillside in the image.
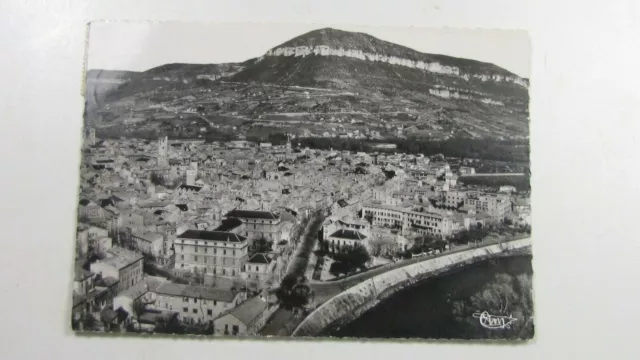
[272,28,523,81]
[85,27,530,142]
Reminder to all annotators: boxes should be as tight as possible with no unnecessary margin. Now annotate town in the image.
[72,128,531,336]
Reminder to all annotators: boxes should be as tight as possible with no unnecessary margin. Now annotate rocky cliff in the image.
[264,45,528,88]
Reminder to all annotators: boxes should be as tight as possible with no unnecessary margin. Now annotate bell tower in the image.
[158,136,168,167]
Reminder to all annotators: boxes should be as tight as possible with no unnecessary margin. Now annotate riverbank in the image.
[328,254,534,339]
[292,238,531,336]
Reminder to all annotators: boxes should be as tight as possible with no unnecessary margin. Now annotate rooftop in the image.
[178,230,247,243]
[118,277,165,300]
[178,184,203,192]
[329,229,367,241]
[155,282,238,302]
[97,247,144,270]
[225,209,280,220]
[222,296,268,326]
[131,231,164,243]
[247,253,272,264]
[74,266,94,282]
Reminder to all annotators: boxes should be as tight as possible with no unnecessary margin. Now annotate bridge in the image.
[292,237,531,337]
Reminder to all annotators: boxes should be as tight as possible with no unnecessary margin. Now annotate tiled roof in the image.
[221,296,268,326]
[178,230,247,243]
[74,266,94,282]
[329,229,367,241]
[155,283,238,302]
[225,209,279,220]
[178,184,203,192]
[247,253,272,264]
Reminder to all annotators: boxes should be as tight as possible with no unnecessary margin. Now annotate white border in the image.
[1,0,640,359]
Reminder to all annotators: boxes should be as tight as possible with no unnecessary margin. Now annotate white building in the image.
[90,247,144,293]
[153,282,245,326]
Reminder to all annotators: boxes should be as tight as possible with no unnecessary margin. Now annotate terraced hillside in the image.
[84,27,530,142]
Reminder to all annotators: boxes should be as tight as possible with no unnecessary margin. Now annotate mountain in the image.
[99,62,249,103]
[232,28,528,107]
[86,27,530,141]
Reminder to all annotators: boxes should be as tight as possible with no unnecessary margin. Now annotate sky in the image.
[87,22,531,78]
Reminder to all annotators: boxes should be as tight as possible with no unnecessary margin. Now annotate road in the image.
[308,233,530,306]
[286,214,324,277]
[261,222,527,335]
[259,212,324,336]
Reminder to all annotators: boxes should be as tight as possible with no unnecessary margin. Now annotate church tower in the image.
[158,136,168,167]
[89,128,96,146]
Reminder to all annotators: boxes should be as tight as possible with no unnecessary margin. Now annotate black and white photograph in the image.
[73,22,533,340]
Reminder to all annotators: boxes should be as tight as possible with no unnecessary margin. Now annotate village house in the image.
[327,229,368,251]
[242,253,276,288]
[90,247,144,293]
[130,231,164,259]
[213,296,272,336]
[112,276,165,321]
[153,282,245,326]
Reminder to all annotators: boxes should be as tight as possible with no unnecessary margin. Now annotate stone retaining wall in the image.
[292,238,532,336]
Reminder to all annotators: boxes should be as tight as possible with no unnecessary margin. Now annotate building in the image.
[153,282,245,326]
[186,162,198,186]
[459,166,476,175]
[499,185,517,194]
[442,190,467,208]
[112,276,164,319]
[463,192,512,219]
[90,247,144,293]
[158,136,168,167]
[327,229,368,250]
[88,128,96,146]
[119,211,145,231]
[131,231,164,259]
[213,296,271,336]
[361,202,459,237]
[174,230,249,278]
[224,210,284,245]
[243,254,275,288]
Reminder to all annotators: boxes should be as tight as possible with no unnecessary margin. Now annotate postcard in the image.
[73,22,533,340]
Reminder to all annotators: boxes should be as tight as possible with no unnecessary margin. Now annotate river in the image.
[328,255,534,340]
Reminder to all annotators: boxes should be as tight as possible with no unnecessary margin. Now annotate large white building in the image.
[174,230,249,278]
[224,210,284,245]
[442,190,512,219]
[361,202,460,237]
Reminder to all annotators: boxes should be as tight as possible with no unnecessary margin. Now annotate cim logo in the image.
[472,311,518,330]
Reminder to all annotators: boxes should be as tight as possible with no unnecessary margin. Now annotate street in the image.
[260,212,324,336]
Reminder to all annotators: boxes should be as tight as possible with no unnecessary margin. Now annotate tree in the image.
[370,243,384,257]
[155,314,185,335]
[132,297,155,332]
[193,267,204,285]
[364,213,374,225]
[253,237,273,253]
[276,274,313,310]
[332,243,371,274]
